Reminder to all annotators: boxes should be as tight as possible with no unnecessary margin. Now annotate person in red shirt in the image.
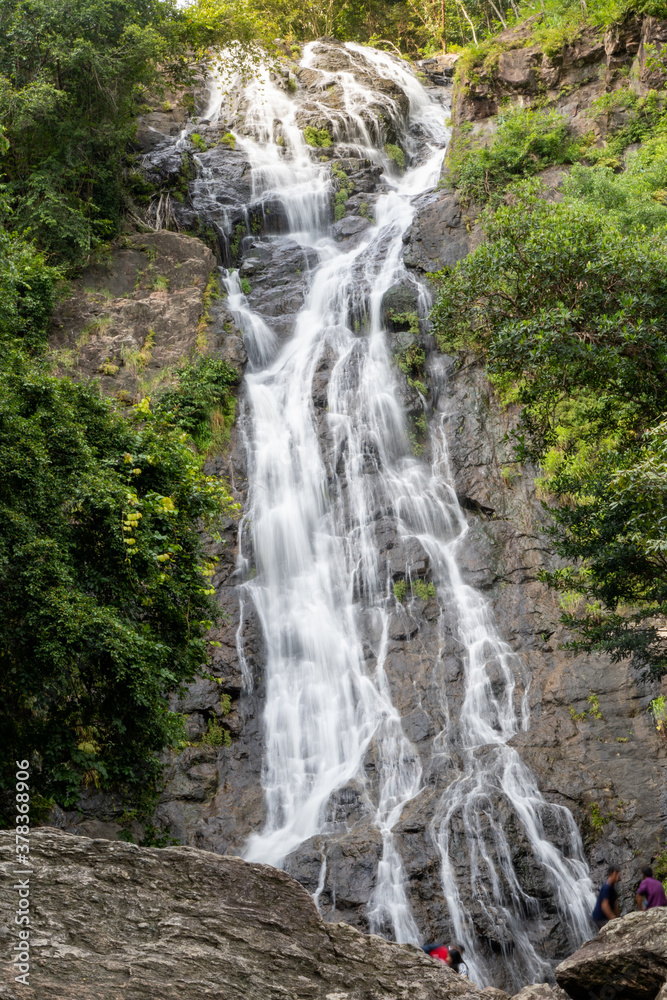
[422,943,465,971]
[636,866,667,910]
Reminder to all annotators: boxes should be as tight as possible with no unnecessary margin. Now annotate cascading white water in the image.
[207,41,595,987]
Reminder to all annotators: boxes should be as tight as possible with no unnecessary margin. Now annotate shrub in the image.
[304,126,332,148]
[0,221,58,351]
[190,132,208,152]
[448,105,582,205]
[385,143,406,172]
[201,717,231,747]
[155,355,239,454]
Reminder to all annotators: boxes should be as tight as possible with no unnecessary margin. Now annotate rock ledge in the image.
[0,829,486,1000]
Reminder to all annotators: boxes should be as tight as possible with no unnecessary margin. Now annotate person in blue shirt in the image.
[591,865,621,930]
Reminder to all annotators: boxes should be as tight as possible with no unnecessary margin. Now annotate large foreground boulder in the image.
[0,829,486,1000]
[556,909,667,1000]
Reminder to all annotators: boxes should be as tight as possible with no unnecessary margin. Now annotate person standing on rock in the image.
[591,866,621,930]
[636,866,667,910]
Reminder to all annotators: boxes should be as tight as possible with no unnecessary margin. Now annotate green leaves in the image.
[0,222,58,349]
[432,176,667,676]
[0,0,182,268]
[447,106,584,206]
[0,349,239,812]
[155,355,239,454]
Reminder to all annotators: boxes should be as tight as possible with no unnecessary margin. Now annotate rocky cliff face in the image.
[452,14,667,137]
[45,31,667,991]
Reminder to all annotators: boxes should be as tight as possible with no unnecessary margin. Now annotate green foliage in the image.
[584,88,667,168]
[156,355,239,455]
[589,802,610,835]
[385,143,406,172]
[516,0,667,40]
[304,125,332,147]
[559,94,667,233]
[220,692,232,715]
[393,577,436,601]
[190,132,208,152]
[0,222,59,350]
[448,105,583,205]
[0,349,240,816]
[334,188,348,220]
[229,222,246,263]
[432,177,667,676]
[0,0,189,269]
[200,716,231,746]
[649,695,666,737]
[239,276,252,295]
[331,163,354,221]
[220,131,236,150]
[587,694,603,720]
[394,336,427,396]
[413,579,436,600]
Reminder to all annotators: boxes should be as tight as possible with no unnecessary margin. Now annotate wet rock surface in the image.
[403,190,476,272]
[0,829,488,1000]
[555,909,667,1000]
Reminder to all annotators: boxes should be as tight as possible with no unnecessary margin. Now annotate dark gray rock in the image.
[403,191,473,272]
[331,214,372,243]
[239,237,319,338]
[382,282,421,324]
[556,909,667,1000]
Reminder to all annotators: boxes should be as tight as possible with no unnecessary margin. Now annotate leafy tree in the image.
[548,423,667,676]
[156,355,239,452]
[0,349,239,814]
[431,180,667,676]
[0,130,59,349]
[0,0,186,266]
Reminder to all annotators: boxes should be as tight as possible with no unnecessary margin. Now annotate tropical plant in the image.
[0,350,239,816]
[431,178,667,676]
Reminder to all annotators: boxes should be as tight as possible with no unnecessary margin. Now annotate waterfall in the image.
[203,41,595,988]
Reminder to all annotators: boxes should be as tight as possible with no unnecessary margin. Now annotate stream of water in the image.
[203,42,594,988]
